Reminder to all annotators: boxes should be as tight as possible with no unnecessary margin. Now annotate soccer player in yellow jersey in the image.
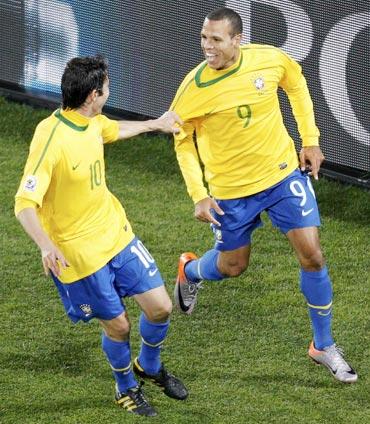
[15,55,188,417]
[172,8,357,384]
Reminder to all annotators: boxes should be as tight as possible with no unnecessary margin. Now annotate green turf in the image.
[0,97,369,423]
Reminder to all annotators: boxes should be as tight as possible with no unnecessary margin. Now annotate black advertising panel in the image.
[0,0,368,185]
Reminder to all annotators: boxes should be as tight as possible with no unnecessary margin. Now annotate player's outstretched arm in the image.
[299,146,325,180]
[117,111,183,140]
[16,208,69,277]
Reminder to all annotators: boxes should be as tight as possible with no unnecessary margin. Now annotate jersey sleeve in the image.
[174,121,208,204]
[278,50,320,146]
[171,69,208,203]
[14,198,38,216]
[169,66,199,118]
[15,121,61,208]
[96,114,120,144]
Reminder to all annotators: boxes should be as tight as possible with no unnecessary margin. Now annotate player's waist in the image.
[55,229,135,283]
[208,163,298,199]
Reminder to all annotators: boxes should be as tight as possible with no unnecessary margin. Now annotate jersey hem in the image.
[210,164,298,199]
[57,233,136,283]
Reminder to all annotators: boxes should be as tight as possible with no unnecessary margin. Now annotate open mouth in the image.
[205,53,218,65]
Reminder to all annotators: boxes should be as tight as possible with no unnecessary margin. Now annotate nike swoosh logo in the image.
[204,108,216,116]
[326,363,337,375]
[175,279,190,312]
[149,268,158,277]
[72,162,81,170]
[318,310,331,316]
[302,208,314,216]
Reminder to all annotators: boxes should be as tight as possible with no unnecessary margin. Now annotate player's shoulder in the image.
[33,110,61,139]
[92,113,108,124]
[242,43,286,60]
[179,61,207,85]
[35,110,58,129]
[92,113,117,129]
[30,110,63,151]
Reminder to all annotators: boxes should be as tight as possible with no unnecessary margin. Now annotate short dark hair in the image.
[206,7,243,36]
[61,54,108,109]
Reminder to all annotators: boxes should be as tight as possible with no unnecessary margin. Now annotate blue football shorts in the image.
[51,237,164,323]
[211,169,321,251]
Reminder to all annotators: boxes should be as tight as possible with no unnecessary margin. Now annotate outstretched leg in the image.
[174,245,251,314]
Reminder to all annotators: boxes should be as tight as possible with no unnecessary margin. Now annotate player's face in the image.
[92,77,110,116]
[201,18,241,70]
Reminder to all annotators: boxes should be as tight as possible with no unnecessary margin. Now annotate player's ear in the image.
[86,89,98,104]
[234,33,242,45]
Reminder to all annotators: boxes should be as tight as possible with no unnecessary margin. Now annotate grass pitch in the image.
[0,97,369,423]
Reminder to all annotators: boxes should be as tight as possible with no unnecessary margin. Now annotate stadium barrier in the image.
[0,0,368,187]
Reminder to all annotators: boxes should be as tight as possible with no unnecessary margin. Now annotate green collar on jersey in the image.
[194,52,243,88]
[54,109,89,131]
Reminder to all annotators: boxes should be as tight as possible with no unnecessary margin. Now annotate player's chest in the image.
[198,68,281,114]
[234,67,281,103]
[58,132,105,183]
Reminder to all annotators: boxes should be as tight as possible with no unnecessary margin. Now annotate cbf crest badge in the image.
[254,77,265,90]
[214,228,223,243]
[79,304,93,316]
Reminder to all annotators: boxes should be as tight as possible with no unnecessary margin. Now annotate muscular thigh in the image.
[134,285,172,322]
[286,226,324,270]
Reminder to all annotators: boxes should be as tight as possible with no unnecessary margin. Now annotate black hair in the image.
[61,54,108,109]
[206,7,243,36]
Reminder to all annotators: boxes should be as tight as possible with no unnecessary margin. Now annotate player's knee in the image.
[115,320,131,339]
[227,265,247,277]
[223,260,248,277]
[300,249,325,271]
[103,315,131,341]
[145,300,173,322]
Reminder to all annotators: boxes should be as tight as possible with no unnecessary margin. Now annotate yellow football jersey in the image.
[15,109,134,283]
[171,44,320,203]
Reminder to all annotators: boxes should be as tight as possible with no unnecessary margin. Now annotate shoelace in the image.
[188,281,203,293]
[324,345,350,370]
[129,383,148,407]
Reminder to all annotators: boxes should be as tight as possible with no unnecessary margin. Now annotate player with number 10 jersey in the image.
[15,110,134,283]
[15,55,188,416]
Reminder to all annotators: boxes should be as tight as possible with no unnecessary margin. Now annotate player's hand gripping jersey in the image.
[171,44,320,203]
[15,109,134,283]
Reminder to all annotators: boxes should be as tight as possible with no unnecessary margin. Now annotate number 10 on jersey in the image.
[90,160,102,190]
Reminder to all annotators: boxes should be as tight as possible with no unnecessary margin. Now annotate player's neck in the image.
[61,108,91,126]
[75,105,95,118]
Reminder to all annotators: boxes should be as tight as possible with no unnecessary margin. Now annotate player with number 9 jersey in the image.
[171,42,319,203]
[171,7,357,385]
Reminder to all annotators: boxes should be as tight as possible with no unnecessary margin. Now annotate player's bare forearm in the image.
[117,111,183,140]
[16,207,68,276]
[17,208,53,250]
